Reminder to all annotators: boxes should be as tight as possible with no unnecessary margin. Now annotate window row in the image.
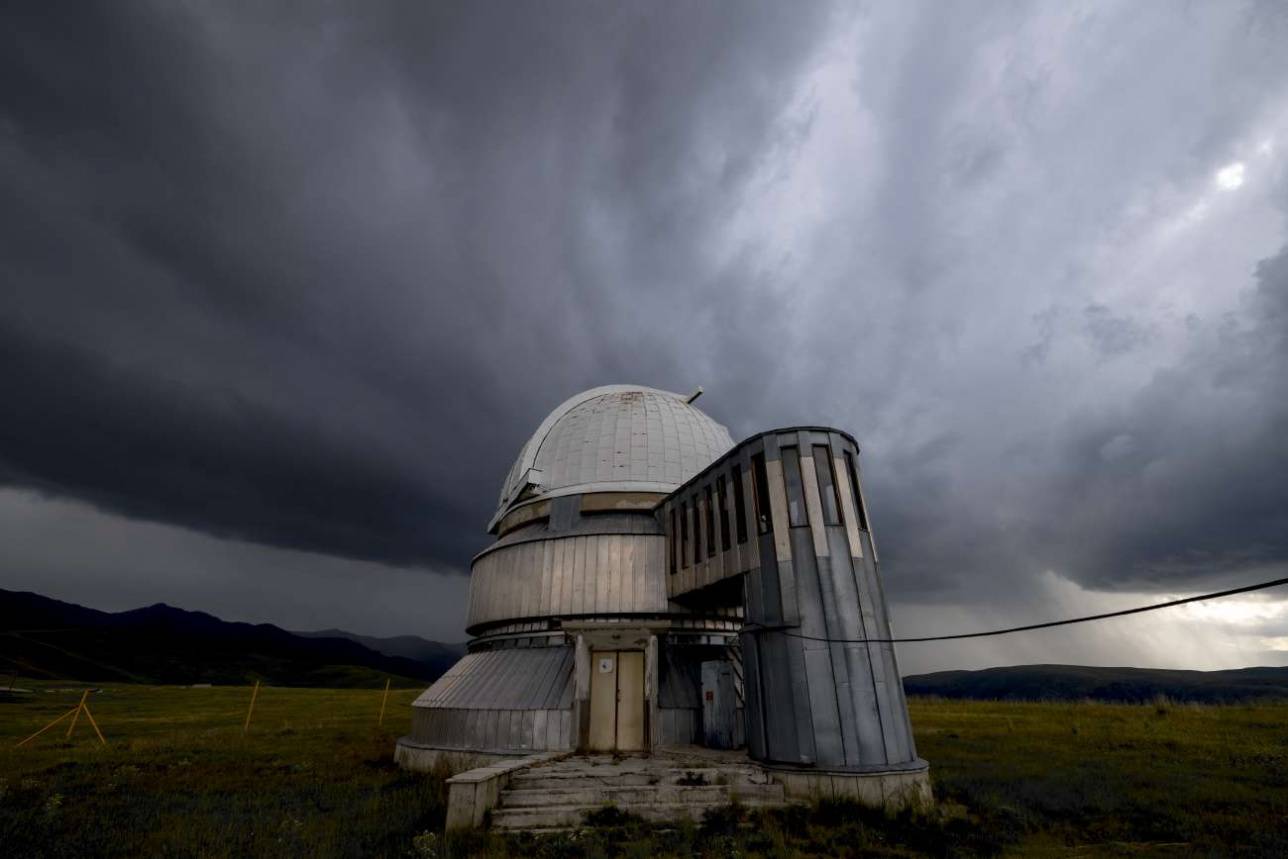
[668,444,869,574]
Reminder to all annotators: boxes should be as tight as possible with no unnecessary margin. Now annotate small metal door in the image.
[701,660,736,749]
[615,651,645,751]
[589,651,618,751]
[588,650,645,752]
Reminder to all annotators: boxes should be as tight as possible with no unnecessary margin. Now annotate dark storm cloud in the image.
[0,1,835,569]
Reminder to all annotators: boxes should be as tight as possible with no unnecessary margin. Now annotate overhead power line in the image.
[744,574,1288,645]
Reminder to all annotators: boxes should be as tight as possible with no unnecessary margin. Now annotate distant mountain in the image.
[0,589,457,688]
[295,628,464,676]
[903,663,1288,704]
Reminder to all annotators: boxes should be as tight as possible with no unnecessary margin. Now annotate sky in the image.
[3,2,1288,674]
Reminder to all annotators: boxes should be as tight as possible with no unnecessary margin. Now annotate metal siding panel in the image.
[603,536,617,614]
[850,542,903,761]
[532,709,548,750]
[522,541,538,619]
[741,631,766,759]
[516,544,533,620]
[547,708,561,750]
[828,539,886,765]
[508,710,523,750]
[571,536,587,614]
[538,539,552,616]
[531,650,557,710]
[621,532,637,612]
[561,709,574,749]
[792,529,844,766]
[639,532,654,611]
[590,536,604,614]
[555,537,571,615]
[522,709,535,751]
[817,550,863,766]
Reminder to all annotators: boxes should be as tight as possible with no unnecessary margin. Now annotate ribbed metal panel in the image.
[467,532,669,629]
[486,512,662,554]
[658,707,698,747]
[410,706,573,753]
[658,647,702,708]
[414,647,575,710]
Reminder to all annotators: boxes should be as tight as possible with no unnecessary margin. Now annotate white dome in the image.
[490,385,733,529]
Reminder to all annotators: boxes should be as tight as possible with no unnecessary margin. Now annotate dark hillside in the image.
[294,628,463,676]
[0,589,452,687]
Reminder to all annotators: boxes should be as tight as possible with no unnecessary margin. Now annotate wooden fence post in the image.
[243,680,260,734]
[378,678,391,726]
[66,689,89,738]
[16,707,77,747]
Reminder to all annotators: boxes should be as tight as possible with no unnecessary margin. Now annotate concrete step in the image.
[510,766,769,790]
[507,773,657,790]
[500,784,731,808]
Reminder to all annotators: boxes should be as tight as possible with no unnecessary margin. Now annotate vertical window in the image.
[813,445,842,526]
[680,500,690,566]
[751,453,772,534]
[844,450,869,531]
[717,475,731,552]
[669,507,678,574]
[781,446,808,527]
[695,494,704,561]
[731,466,748,544]
[704,485,717,558]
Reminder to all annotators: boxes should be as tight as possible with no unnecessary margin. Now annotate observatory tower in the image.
[396,384,929,806]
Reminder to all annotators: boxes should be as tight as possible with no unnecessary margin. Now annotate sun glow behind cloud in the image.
[1215,161,1246,190]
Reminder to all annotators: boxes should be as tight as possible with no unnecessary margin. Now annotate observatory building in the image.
[396,385,929,804]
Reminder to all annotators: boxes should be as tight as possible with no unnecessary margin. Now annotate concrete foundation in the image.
[394,736,529,775]
[767,760,933,809]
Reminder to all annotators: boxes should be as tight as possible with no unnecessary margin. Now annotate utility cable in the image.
[742,574,1288,644]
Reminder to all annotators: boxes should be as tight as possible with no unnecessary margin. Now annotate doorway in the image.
[588,650,645,751]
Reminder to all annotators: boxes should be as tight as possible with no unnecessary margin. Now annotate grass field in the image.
[2,683,1286,857]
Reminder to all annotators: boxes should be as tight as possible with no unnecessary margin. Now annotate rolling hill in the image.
[0,588,462,687]
[7,588,1286,702]
[903,663,1288,703]
[294,627,464,671]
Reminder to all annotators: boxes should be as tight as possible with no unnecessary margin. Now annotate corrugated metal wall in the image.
[408,647,576,754]
[410,706,575,754]
[467,532,669,630]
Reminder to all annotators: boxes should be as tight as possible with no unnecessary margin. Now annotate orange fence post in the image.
[243,680,260,734]
[66,689,89,738]
[16,707,78,747]
[81,698,107,745]
[378,678,391,726]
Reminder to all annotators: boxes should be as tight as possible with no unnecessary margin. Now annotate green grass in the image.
[1,682,443,858]
[2,685,1286,857]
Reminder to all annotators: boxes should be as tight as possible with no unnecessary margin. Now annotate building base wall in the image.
[394,737,533,775]
[766,760,932,810]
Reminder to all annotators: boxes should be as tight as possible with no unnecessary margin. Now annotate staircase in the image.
[489,753,787,832]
